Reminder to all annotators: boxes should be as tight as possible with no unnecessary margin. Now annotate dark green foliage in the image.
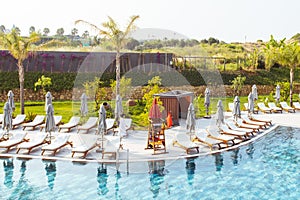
[0,67,299,92]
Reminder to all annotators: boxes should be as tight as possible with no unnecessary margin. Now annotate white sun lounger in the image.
[293,102,300,110]
[77,117,98,133]
[16,132,49,154]
[268,102,283,113]
[173,132,199,154]
[219,124,249,140]
[193,129,225,150]
[241,115,268,128]
[236,118,260,132]
[102,136,121,158]
[114,118,132,137]
[22,115,45,131]
[106,118,115,132]
[249,115,272,126]
[280,102,295,113]
[41,134,73,155]
[0,132,28,152]
[58,116,80,132]
[257,103,272,114]
[12,114,26,129]
[40,115,62,131]
[226,120,256,136]
[206,126,236,145]
[71,141,97,158]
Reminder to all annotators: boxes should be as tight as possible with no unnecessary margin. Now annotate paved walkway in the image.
[0,111,300,165]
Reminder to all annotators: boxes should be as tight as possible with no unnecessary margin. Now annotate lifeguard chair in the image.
[145,118,166,155]
[146,98,167,155]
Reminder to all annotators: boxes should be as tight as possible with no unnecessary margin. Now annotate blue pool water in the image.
[0,126,300,199]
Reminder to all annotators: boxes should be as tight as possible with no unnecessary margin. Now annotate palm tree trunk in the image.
[290,67,294,106]
[116,51,120,97]
[18,63,25,114]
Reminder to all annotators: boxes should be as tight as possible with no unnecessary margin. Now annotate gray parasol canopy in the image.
[216,100,224,127]
[252,85,258,101]
[7,90,15,112]
[2,102,12,132]
[45,91,53,111]
[45,104,55,141]
[232,96,241,121]
[186,103,196,133]
[80,93,88,116]
[204,87,210,116]
[247,92,254,116]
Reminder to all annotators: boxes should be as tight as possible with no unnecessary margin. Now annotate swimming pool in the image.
[0,126,299,199]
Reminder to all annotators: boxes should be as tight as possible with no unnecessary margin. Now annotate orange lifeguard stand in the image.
[145,118,167,155]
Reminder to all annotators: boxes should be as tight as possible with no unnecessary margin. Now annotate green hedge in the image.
[0,67,298,92]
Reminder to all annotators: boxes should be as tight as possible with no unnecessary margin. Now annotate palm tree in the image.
[29,26,35,34]
[43,28,50,36]
[0,25,6,33]
[264,35,300,105]
[0,28,40,114]
[75,15,139,97]
[56,28,64,37]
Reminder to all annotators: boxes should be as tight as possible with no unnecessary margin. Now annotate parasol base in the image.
[203,115,211,119]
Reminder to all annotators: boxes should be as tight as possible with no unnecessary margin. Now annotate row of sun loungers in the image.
[1,113,133,135]
[172,115,272,154]
[228,101,299,114]
[0,116,133,158]
[0,131,122,159]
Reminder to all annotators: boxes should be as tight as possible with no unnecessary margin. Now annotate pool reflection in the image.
[44,161,56,190]
[185,157,196,186]
[97,164,109,196]
[3,158,14,188]
[148,160,166,198]
[214,153,223,172]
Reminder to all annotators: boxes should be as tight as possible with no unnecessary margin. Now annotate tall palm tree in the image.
[264,35,300,105]
[43,28,50,36]
[75,15,140,96]
[0,28,40,114]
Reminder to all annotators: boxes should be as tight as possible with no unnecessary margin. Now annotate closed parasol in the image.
[80,93,88,116]
[232,96,241,121]
[45,91,53,111]
[186,103,196,133]
[7,90,15,112]
[216,100,224,127]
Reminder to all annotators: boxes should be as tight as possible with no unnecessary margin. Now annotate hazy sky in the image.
[1,0,299,42]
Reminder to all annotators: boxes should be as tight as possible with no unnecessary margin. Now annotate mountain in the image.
[131,28,188,41]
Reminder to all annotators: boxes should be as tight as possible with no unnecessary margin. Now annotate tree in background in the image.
[34,75,52,94]
[43,28,50,36]
[0,28,40,114]
[75,15,140,99]
[264,35,300,105]
[0,25,6,33]
[29,26,35,34]
[110,77,132,99]
[56,28,64,37]
[231,75,246,96]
